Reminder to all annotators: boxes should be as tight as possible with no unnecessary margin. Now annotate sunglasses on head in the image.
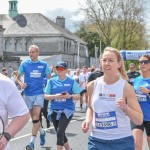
[56,67,65,71]
[138,60,150,65]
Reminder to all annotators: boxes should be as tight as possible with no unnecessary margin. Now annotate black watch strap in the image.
[3,132,11,141]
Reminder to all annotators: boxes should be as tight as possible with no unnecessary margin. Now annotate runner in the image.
[44,61,81,150]
[82,47,143,150]
[17,45,51,150]
[132,54,150,150]
[0,73,29,150]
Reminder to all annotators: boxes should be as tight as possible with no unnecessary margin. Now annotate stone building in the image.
[0,0,89,69]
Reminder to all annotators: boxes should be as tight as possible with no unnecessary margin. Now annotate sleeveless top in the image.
[91,77,132,140]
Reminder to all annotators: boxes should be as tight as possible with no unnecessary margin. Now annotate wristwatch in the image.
[3,132,11,141]
[148,92,150,95]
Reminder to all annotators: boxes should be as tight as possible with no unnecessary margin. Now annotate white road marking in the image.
[10,116,86,141]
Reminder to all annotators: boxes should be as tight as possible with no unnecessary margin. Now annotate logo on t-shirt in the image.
[38,66,44,68]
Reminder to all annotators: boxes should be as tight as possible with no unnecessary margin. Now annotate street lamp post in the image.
[77,41,80,68]
[99,40,101,56]
[95,45,98,68]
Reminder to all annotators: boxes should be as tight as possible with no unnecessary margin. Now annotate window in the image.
[15,39,22,51]
[5,39,12,52]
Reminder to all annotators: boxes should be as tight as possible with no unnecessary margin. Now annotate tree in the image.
[75,26,105,57]
[78,0,148,50]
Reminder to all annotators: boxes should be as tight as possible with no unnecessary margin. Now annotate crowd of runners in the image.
[0,45,150,150]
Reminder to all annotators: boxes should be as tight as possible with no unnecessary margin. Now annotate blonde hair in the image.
[101,47,129,81]
[29,45,39,52]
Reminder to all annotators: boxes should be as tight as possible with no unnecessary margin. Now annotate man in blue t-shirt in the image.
[17,45,51,150]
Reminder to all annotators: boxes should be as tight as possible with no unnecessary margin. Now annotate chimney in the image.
[56,16,65,28]
[9,0,18,18]
[0,25,5,57]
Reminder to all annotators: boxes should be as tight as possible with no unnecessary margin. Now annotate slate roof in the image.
[0,13,86,44]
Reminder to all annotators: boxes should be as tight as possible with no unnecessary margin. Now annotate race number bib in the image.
[136,94,147,102]
[54,99,66,102]
[30,72,41,78]
[95,111,118,129]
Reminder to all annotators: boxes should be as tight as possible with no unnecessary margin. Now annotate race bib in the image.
[136,94,147,102]
[30,72,41,78]
[95,111,118,129]
[54,99,66,102]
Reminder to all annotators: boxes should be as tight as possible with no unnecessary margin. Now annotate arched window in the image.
[15,38,22,51]
[64,40,66,52]
[26,39,33,51]
[5,39,12,52]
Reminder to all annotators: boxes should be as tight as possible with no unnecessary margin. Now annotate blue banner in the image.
[120,50,150,60]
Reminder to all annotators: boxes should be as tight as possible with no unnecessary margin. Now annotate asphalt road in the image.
[9,102,149,150]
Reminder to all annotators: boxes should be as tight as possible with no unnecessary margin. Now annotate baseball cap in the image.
[56,61,68,69]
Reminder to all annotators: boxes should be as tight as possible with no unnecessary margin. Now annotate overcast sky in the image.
[0,0,150,35]
[0,0,84,32]
[143,0,150,35]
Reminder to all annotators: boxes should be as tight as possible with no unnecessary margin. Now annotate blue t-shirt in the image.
[133,75,150,121]
[18,59,51,96]
[44,76,81,110]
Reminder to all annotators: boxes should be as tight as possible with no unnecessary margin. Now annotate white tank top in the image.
[91,77,132,140]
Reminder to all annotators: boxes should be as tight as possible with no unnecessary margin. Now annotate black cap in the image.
[56,61,68,69]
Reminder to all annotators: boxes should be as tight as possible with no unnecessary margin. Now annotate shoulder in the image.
[39,60,48,65]
[135,71,140,75]
[0,74,12,84]
[0,74,16,90]
[67,76,75,83]
[20,60,32,67]
[123,81,135,97]
[87,80,95,90]
[134,75,141,81]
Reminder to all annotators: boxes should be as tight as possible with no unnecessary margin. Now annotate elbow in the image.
[44,94,48,100]
[135,113,143,125]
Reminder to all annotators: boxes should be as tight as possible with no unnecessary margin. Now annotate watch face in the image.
[4,132,11,141]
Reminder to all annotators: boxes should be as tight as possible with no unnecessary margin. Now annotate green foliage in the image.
[77,0,149,51]
[75,26,106,57]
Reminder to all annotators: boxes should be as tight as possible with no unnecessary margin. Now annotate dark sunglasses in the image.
[56,67,65,71]
[138,60,150,65]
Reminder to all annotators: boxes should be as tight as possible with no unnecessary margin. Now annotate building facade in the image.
[0,0,89,69]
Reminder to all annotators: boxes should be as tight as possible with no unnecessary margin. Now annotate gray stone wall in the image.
[0,25,4,57]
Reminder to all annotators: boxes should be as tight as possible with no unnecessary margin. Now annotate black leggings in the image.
[51,112,73,146]
[40,99,49,127]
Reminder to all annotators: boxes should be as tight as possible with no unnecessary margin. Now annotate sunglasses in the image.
[56,67,65,71]
[138,60,150,65]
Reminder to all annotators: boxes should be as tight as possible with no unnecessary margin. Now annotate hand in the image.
[21,83,27,89]
[0,136,8,150]
[139,86,149,94]
[116,98,128,113]
[60,92,71,99]
[81,120,90,133]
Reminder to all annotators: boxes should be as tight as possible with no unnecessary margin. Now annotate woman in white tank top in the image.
[81,47,143,150]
